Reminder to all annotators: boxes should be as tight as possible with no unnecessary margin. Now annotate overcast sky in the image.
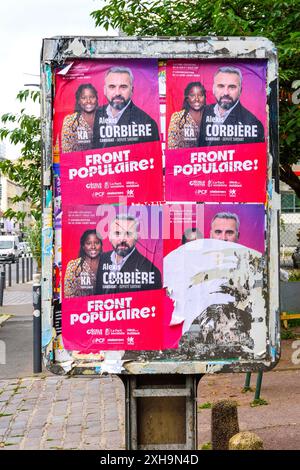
[0,0,116,156]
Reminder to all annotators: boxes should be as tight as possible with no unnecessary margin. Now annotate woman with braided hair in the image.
[61,84,98,153]
[168,81,206,149]
[64,229,102,298]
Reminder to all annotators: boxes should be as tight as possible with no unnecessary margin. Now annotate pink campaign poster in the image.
[61,202,266,354]
[61,204,165,351]
[165,60,268,202]
[54,59,163,204]
[162,203,266,354]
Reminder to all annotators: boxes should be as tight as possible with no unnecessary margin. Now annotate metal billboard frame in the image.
[41,36,279,377]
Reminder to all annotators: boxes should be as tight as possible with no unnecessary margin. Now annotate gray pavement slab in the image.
[0,283,32,318]
[3,290,32,306]
[0,376,125,450]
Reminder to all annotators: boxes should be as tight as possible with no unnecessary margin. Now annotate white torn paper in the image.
[164,239,267,357]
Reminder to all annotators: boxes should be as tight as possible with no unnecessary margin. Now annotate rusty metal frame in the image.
[41,36,279,377]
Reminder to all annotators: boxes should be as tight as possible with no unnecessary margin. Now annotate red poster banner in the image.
[165,60,267,202]
[62,290,165,351]
[165,142,267,202]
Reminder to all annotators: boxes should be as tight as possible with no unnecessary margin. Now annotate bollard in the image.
[33,278,42,373]
[8,262,12,287]
[3,265,6,289]
[0,271,5,306]
[26,256,29,282]
[211,400,239,450]
[3,263,7,289]
[16,258,19,284]
[30,256,33,281]
[22,257,25,283]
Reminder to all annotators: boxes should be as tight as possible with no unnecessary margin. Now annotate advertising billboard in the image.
[41,37,279,375]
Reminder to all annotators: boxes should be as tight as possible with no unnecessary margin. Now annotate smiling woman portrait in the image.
[61,83,98,153]
[168,81,206,149]
[64,229,102,298]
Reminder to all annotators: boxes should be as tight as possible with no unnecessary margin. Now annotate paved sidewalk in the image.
[0,282,33,317]
[0,375,125,450]
[1,282,126,450]
[3,289,32,306]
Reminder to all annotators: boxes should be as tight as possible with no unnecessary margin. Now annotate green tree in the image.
[91,0,300,196]
[0,89,41,266]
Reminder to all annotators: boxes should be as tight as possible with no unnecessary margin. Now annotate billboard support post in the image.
[120,374,202,450]
[33,277,42,374]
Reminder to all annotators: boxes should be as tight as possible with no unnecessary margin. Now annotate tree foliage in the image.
[0,89,41,223]
[91,0,300,195]
[0,90,41,267]
[24,217,42,270]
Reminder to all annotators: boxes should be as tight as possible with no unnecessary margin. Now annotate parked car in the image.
[292,245,300,269]
[0,235,20,262]
[18,241,31,256]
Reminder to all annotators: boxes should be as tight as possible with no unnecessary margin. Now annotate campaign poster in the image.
[61,204,164,351]
[54,59,163,204]
[161,203,267,359]
[165,60,267,202]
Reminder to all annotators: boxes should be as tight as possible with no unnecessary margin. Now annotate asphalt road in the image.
[0,316,34,379]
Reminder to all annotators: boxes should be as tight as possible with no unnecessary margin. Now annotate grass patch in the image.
[288,271,300,282]
[198,402,212,409]
[0,413,13,417]
[201,442,212,450]
[281,328,297,340]
[250,398,268,407]
[242,386,254,393]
